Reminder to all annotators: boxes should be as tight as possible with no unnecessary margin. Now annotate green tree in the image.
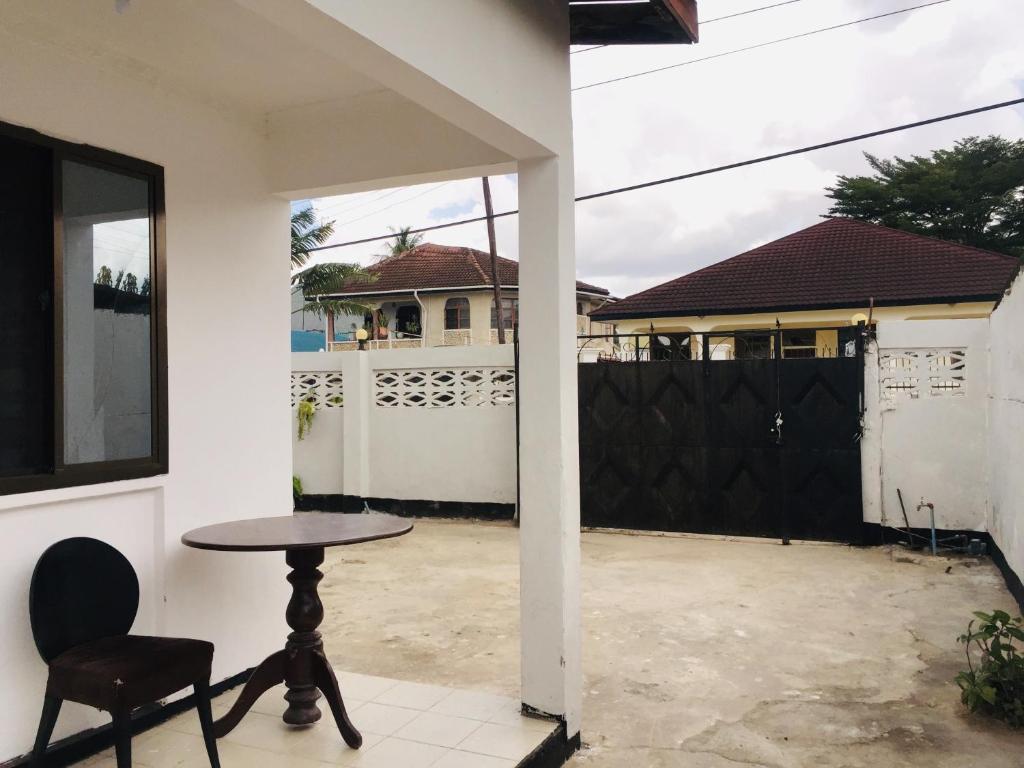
[826,136,1024,257]
[140,276,151,297]
[291,262,374,319]
[374,226,424,262]
[290,203,373,320]
[291,205,335,269]
[122,272,139,294]
[95,265,113,286]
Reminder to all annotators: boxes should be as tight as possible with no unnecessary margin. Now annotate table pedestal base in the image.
[211,547,362,748]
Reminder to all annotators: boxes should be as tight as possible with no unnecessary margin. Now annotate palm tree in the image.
[291,205,334,269]
[374,226,424,262]
[290,203,375,338]
[291,262,374,319]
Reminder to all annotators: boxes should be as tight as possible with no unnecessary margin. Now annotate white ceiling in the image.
[1,0,384,122]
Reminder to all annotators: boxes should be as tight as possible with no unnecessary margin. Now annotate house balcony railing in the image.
[328,334,425,352]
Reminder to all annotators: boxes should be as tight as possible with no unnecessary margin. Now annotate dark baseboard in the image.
[295,493,515,521]
[517,722,580,768]
[2,668,252,768]
[862,523,1024,615]
[988,533,1024,615]
[860,522,989,549]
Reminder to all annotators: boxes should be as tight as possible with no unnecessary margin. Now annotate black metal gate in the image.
[577,328,865,543]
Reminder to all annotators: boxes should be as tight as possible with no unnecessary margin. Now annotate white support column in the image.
[517,152,581,737]
[341,351,371,499]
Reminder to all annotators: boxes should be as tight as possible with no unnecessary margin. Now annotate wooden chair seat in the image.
[47,635,213,712]
[29,538,220,768]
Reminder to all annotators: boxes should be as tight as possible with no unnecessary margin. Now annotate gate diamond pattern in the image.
[579,350,864,543]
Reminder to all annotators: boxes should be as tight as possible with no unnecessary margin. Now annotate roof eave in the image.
[569,0,698,45]
[590,294,1004,321]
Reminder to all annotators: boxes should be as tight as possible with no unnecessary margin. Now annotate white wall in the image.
[0,27,291,755]
[292,347,517,505]
[862,319,991,532]
[989,275,1024,584]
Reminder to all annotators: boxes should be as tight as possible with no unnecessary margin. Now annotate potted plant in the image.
[406,320,420,337]
[377,310,390,339]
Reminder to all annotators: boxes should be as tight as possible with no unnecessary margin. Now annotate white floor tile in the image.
[350,702,422,736]
[346,736,448,768]
[457,721,551,761]
[335,671,401,701]
[393,711,483,748]
[372,680,453,711]
[430,690,515,722]
[292,725,384,765]
[432,750,518,768]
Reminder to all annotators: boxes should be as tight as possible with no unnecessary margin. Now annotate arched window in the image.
[577,301,584,316]
[444,297,470,330]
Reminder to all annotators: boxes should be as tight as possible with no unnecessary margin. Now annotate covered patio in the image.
[0,2,699,768]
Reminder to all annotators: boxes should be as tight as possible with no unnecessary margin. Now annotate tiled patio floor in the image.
[76,672,556,767]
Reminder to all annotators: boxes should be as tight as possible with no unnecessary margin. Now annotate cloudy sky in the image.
[305,0,1024,299]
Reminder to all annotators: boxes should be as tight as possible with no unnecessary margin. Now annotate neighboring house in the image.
[318,243,615,349]
[0,2,698,761]
[590,218,1020,359]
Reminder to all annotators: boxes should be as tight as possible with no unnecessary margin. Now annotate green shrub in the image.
[292,475,303,504]
[956,610,1024,727]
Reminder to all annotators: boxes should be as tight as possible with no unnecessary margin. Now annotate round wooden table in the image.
[182,513,413,748]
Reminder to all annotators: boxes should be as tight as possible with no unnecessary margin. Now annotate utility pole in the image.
[482,176,506,344]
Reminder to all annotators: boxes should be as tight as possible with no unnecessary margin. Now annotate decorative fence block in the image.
[926,348,967,394]
[879,348,966,399]
[291,372,345,408]
[374,367,516,407]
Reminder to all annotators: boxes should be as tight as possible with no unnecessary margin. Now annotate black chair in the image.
[28,537,220,768]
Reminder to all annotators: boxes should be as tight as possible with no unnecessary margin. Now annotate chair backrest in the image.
[29,537,140,662]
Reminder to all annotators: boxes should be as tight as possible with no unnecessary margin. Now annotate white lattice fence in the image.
[879,348,966,399]
[374,367,516,407]
[290,372,345,408]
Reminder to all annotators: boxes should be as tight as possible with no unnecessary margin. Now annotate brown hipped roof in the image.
[591,218,1020,321]
[327,243,609,297]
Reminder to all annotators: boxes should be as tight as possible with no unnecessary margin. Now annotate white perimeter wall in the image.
[862,319,991,532]
[0,29,291,756]
[989,276,1024,583]
[292,347,517,505]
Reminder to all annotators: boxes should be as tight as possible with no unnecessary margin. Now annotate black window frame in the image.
[444,297,471,330]
[0,120,168,496]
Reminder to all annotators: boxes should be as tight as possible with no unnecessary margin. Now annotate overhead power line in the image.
[701,0,804,25]
[572,0,950,91]
[332,180,456,228]
[307,96,1024,253]
[569,0,806,55]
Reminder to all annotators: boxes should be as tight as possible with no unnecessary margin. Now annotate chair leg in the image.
[112,709,132,768]
[32,694,62,765]
[194,676,221,768]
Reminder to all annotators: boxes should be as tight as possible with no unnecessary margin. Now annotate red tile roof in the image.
[328,243,609,297]
[591,218,1020,321]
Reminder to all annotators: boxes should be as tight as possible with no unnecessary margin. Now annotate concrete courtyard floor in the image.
[319,517,1023,767]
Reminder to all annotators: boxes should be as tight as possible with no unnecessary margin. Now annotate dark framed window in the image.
[782,330,817,359]
[491,298,518,330]
[0,121,167,495]
[444,297,471,330]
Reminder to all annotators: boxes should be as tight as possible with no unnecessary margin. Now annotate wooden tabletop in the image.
[181,513,413,552]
